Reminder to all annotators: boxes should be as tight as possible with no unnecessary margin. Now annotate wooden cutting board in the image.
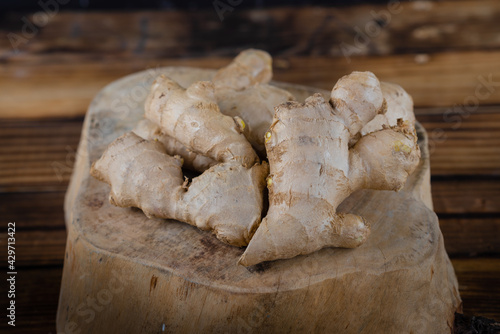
[57,67,462,334]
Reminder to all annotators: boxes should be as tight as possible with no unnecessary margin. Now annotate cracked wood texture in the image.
[1,2,500,333]
[56,67,461,333]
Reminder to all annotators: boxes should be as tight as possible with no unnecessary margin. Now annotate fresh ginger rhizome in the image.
[91,50,420,266]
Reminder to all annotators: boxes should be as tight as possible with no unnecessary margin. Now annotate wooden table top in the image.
[0,3,499,332]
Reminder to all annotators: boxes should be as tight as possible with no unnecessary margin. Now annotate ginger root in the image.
[213,49,295,156]
[91,132,268,247]
[138,50,293,168]
[145,75,258,168]
[92,54,287,247]
[133,118,216,173]
[91,51,421,266]
[361,81,416,136]
[239,71,420,266]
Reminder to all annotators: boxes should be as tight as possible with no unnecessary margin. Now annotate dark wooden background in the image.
[1,0,499,332]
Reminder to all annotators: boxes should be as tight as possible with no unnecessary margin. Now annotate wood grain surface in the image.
[56,68,459,333]
[2,52,500,118]
[0,2,499,333]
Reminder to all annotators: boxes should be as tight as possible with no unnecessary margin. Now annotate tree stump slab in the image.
[57,67,462,334]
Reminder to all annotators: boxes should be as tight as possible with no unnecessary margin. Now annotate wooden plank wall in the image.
[0,1,499,331]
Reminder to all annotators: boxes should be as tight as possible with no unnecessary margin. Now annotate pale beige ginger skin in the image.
[361,81,416,136]
[213,49,273,90]
[133,118,216,173]
[239,71,420,266]
[145,75,258,168]
[212,49,295,156]
[91,132,269,247]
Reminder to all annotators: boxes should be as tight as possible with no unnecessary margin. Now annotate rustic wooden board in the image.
[57,67,461,333]
[432,178,500,214]
[0,118,83,192]
[2,108,500,191]
[0,191,66,228]
[451,258,500,320]
[2,122,500,259]
[2,258,500,334]
[440,218,500,256]
[1,3,499,332]
[0,267,63,333]
[2,50,500,118]
[2,1,500,58]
